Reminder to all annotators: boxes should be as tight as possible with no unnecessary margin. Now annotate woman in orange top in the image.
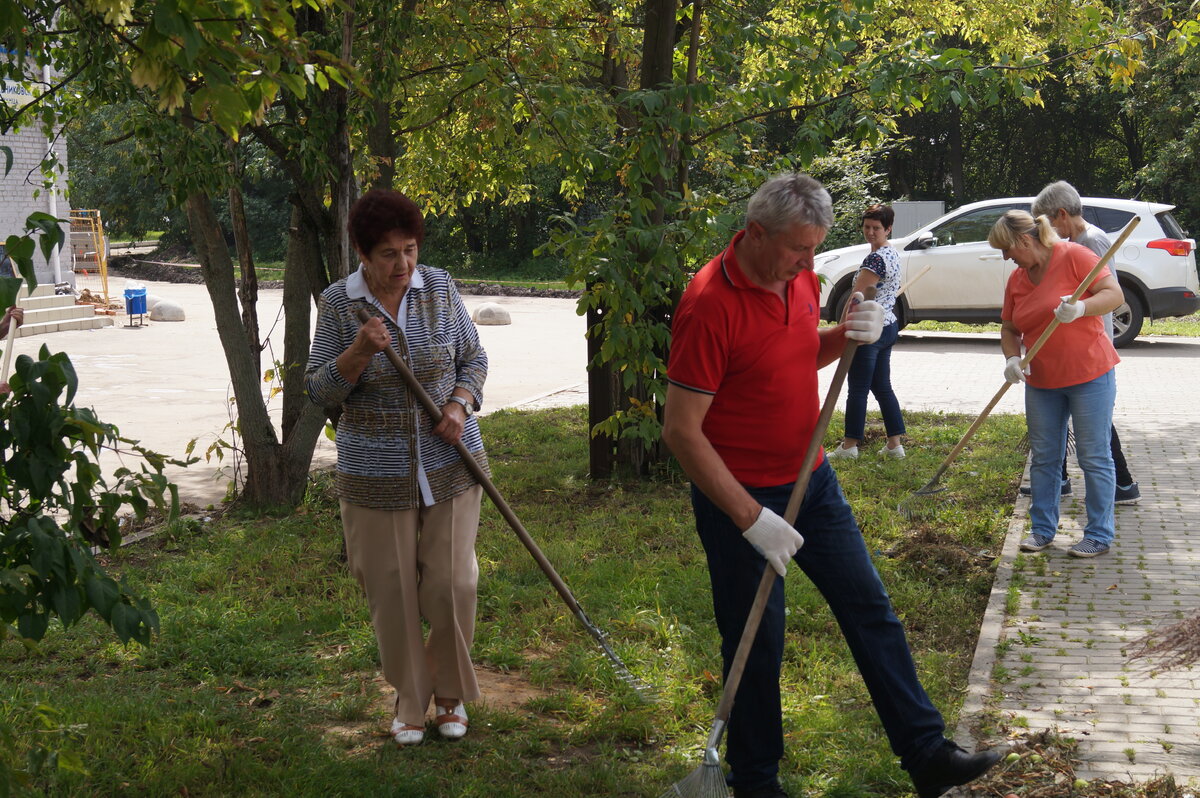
[989,210,1124,558]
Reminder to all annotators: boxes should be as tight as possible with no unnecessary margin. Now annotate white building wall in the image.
[2,80,71,286]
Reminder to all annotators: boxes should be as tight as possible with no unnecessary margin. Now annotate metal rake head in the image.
[658,760,729,798]
[897,484,951,520]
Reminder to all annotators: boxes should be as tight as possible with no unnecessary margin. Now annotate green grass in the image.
[1,406,1041,796]
[904,320,1002,335]
[1139,311,1200,337]
[455,276,572,291]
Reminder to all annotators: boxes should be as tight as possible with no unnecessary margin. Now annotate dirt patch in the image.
[892,528,994,577]
[324,663,556,747]
[107,253,212,286]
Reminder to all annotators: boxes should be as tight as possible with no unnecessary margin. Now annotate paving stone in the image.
[954,335,1200,788]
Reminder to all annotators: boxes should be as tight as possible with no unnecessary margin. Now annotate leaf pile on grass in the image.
[2,406,1034,796]
[965,729,1188,797]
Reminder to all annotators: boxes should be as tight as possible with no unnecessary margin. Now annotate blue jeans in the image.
[844,320,905,440]
[1025,370,1117,545]
[691,461,945,789]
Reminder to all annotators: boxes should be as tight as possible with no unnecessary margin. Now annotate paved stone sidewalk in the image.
[954,335,1200,787]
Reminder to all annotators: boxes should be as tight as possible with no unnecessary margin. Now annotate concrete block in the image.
[471,302,511,326]
[149,299,185,321]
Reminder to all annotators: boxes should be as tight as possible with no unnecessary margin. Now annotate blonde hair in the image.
[988,210,1059,251]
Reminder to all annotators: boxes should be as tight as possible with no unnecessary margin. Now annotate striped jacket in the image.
[305,265,490,510]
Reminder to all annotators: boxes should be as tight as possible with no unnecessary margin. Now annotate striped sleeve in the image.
[306,289,356,409]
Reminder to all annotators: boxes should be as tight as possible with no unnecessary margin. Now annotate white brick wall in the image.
[0,124,71,285]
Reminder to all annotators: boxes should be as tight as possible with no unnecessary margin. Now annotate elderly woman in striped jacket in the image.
[305,189,488,747]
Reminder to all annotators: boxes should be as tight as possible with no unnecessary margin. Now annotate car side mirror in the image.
[906,233,935,251]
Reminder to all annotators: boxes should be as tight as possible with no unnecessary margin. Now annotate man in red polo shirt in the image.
[662,174,1001,798]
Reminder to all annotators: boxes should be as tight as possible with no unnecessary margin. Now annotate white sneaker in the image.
[828,445,858,459]
[391,718,425,746]
[880,444,906,459]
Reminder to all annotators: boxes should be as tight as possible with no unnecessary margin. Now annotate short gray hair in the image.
[1032,180,1083,219]
[746,173,834,234]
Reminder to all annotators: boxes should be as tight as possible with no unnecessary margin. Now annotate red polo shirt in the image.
[668,231,823,487]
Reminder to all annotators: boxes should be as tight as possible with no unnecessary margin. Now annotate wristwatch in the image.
[447,395,473,416]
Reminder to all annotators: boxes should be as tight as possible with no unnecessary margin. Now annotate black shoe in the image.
[1018,480,1071,497]
[733,781,788,798]
[1115,482,1140,505]
[910,741,1002,798]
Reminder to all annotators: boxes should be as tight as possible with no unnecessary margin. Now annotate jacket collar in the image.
[346,263,425,301]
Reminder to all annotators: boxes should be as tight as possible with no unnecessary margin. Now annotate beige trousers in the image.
[340,485,482,725]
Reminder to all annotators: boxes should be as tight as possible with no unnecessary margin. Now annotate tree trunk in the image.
[227,146,262,376]
[948,104,965,200]
[621,0,677,473]
[281,203,326,443]
[364,0,416,191]
[328,0,356,281]
[184,191,325,509]
[587,0,679,478]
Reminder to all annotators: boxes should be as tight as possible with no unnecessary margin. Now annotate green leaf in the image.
[0,276,21,311]
[84,574,120,619]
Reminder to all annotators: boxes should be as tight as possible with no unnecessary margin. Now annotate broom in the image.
[660,285,884,798]
[898,217,1139,519]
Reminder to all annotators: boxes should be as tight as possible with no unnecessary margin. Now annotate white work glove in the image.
[1054,295,1087,323]
[742,506,805,577]
[844,292,884,344]
[1003,355,1028,384]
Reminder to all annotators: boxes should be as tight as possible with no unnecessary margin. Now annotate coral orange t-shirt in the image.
[1002,241,1119,389]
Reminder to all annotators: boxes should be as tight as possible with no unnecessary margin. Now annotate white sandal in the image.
[391,718,425,746]
[434,701,468,740]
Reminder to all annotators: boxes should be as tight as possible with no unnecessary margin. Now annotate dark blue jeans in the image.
[692,461,945,789]
[844,320,905,441]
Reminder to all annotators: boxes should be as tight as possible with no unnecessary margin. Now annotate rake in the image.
[353,308,654,700]
[660,287,876,798]
[1,282,22,388]
[898,217,1139,519]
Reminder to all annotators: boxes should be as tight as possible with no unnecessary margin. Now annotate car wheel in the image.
[831,282,853,323]
[1112,298,1143,348]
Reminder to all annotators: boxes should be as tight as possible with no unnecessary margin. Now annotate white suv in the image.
[814,197,1199,347]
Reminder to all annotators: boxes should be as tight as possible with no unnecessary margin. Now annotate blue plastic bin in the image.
[124,287,147,315]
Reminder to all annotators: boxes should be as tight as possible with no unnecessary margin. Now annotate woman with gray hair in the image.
[989,209,1124,557]
[1030,180,1140,505]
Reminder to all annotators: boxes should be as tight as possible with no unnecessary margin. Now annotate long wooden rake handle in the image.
[0,324,16,386]
[915,217,1139,492]
[353,307,648,694]
[1,286,22,386]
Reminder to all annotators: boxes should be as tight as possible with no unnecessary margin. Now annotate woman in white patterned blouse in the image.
[828,204,908,460]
